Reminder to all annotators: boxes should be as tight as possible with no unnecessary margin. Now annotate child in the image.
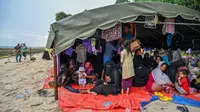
[175,70,189,95]
[120,40,134,95]
[76,67,87,87]
[103,75,111,85]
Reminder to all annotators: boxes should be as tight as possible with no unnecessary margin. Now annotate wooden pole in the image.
[29,47,32,60]
[53,49,58,100]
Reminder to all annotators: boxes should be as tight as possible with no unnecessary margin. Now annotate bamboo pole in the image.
[29,47,31,60]
[53,49,58,100]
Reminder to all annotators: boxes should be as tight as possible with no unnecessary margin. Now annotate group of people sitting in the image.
[56,28,200,96]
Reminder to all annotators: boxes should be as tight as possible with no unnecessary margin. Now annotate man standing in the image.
[21,43,27,60]
[14,43,22,62]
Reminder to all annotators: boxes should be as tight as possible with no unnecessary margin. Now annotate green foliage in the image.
[55,12,72,21]
[116,0,200,11]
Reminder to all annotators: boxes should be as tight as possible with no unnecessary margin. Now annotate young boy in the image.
[76,67,87,87]
[175,70,189,95]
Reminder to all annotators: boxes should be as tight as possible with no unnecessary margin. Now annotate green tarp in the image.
[46,2,200,55]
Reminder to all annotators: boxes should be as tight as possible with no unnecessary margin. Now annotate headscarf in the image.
[82,62,94,75]
[167,48,173,62]
[152,61,172,85]
[186,48,192,54]
[104,60,115,76]
[172,49,182,63]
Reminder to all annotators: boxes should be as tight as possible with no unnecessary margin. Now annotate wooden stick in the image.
[29,47,31,60]
[53,49,58,100]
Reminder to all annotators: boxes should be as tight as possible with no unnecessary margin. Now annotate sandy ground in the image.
[142,100,200,112]
[0,53,199,112]
[0,53,58,112]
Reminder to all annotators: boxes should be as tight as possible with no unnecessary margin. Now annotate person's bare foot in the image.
[121,89,124,94]
[126,88,130,95]
[89,91,97,95]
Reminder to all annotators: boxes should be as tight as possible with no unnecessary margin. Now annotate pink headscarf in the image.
[82,62,94,75]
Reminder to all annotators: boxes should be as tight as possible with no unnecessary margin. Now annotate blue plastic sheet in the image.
[172,95,200,108]
[103,102,112,107]
[140,96,159,108]
[140,94,200,109]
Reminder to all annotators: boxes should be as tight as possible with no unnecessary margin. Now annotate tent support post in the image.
[53,50,58,100]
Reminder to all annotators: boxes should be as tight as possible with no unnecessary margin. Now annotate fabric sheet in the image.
[58,85,151,111]
[162,18,175,35]
[101,23,122,42]
[65,47,74,57]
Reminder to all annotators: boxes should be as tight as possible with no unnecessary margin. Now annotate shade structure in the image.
[46,2,200,55]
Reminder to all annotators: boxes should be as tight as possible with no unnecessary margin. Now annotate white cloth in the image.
[152,61,172,85]
[186,48,192,54]
[76,71,87,85]
[172,49,182,63]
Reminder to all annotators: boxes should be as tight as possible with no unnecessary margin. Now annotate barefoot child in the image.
[175,70,189,95]
[120,40,134,95]
[76,67,87,87]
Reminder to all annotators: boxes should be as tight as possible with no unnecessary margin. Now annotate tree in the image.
[55,12,72,21]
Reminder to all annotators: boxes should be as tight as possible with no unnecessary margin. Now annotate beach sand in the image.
[0,53,199,112]
[0,53,58,112]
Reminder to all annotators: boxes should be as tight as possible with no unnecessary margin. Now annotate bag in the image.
[130,40,140,51]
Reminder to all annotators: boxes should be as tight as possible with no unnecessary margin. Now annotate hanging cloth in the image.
[162,18,176,48]
[65,47,74,57]
[101,23,122,42]
[162,18,175,35]
[166,33,176,48]
[82,39,92,54]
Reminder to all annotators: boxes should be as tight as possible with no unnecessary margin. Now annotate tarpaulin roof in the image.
[46,2,200,55]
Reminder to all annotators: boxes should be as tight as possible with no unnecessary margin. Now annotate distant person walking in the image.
[21,43,27,60]
[14,43,22,62]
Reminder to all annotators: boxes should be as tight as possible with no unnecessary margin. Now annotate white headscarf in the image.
[186,48,192,54]
[152,61,172,85]
[172,49,182,63]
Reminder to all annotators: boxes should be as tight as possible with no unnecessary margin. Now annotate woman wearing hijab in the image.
[143,53,153,70]
[90,60,121,96]
[146,61,172,93]
[167,48,173,62]
[133,48,144,68]
[167,49,185,83]
[81,61,96,84]
[152,56,163,69]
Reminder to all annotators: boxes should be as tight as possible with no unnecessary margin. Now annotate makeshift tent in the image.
[46,2,200,55]
[46,2,200,100]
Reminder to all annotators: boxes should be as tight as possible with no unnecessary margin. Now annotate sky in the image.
[0,0,116,47]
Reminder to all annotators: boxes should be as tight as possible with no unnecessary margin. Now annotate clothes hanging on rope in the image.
[162,18,175,35]
[162,18,176,48]
[101,23,122,42]
[166,33,176,48]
